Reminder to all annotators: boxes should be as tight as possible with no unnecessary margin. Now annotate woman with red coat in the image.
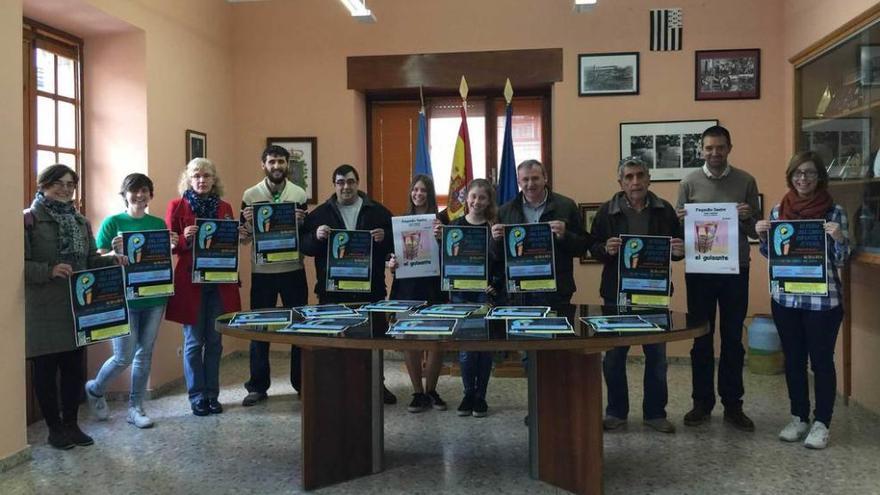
[166,158,241,417]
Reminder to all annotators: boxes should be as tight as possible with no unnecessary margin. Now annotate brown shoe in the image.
[723,408,755,432]
[644,418,676,434]
[683,406,711,426]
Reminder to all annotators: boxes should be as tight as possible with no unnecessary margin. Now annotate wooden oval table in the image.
[218,304,708,495]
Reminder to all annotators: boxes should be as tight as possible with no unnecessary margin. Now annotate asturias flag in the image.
[497,103,517,205]
[446,106,473,220]
[413,108,432,178]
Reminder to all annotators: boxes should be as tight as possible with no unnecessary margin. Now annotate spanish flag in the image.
[446,106,473,220]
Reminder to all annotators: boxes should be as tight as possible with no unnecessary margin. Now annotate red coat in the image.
[165,197,242,325]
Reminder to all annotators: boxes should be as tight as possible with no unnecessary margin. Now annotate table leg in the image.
[530,350,603,494]
[301,347,382,490]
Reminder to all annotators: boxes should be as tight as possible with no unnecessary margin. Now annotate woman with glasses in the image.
[756,151,849,449]
[84,173,179,429]
[24,164,124,449]
[165,158,241,417]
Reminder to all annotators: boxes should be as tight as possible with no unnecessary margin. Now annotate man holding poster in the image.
[676,125,760,431]
[238,145,308,406]
[590,157,683,434]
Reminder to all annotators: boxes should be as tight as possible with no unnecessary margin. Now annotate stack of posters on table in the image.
[486,306,551,319]
[414,303,485,318]
[387,318,457,337]
[294,304,359,318]
[281,317,368,335]
[580,314,662,333]
[506,317,574,337]
[359,300,427,313]
[227,309,293,328]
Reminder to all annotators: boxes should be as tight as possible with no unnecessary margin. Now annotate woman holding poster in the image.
[84,174,178,429]
[387,175,449,413]
[166,158,241,417]
[756,151,849,449]
[24,164,122,449]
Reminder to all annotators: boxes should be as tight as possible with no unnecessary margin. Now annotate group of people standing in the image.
[24,125,848,452]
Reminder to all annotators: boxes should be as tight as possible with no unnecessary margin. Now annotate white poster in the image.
[392,214,440,279]
[684,203,740,274]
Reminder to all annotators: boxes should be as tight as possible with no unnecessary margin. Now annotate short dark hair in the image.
[701,125,732,147]
[119,173,155,205]
[332,164,359,183]
[261,144,290,163]
[785,151,828,192]
[37,164,78,190]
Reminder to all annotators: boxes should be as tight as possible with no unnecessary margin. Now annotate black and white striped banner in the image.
[650,8,683,51]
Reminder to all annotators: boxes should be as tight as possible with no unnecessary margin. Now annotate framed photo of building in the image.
[186,129,206,162]
[695,49,760,100]
[619,119,718,182]
[578,52,639,96]
[579,202,602,264]
[266,136,318,204]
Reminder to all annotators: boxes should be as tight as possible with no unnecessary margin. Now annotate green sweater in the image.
[96,212,168,309]
[676,165,760,268]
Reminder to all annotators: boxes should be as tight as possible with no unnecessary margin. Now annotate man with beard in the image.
[239,145,309,406]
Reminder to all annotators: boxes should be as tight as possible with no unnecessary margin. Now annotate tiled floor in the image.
[2,352,879,495]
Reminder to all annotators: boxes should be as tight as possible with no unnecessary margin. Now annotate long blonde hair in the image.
[177,158,225,197]
[464,178,498,224]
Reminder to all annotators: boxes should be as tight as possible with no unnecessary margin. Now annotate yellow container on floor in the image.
[748,314,784,375]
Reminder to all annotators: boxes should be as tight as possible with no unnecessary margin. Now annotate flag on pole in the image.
[650,8,683,51]
[413,107,432,178]
[497,80,517,205]
[446,105,473,221]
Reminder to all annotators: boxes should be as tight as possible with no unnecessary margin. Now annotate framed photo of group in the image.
[620,119,718,182]
[695,49,761,101]
[578,52,639,97]
[579,203,602,264]
[266,137,318,204]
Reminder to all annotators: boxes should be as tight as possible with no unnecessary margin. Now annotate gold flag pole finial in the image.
[459,76,469,102]
[504,78,514,105]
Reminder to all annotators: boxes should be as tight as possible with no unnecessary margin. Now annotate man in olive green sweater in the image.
[676,125,760,432]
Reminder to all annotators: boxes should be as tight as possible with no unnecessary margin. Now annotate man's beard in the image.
[266,170,286,184]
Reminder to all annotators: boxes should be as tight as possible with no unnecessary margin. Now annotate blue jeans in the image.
[91,304,165,408]
[771,301,843,426]
[451,291,493,400]
[183,287,223,404]
[603,343,668,420]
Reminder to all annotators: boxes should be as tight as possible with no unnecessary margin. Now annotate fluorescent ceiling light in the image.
[339,0,376,23]
[574,0,598,12]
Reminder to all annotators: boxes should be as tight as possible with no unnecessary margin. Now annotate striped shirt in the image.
[759,204,850,311]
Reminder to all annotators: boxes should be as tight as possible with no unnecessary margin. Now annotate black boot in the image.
[47,425,74,450]
[63,422,94,447]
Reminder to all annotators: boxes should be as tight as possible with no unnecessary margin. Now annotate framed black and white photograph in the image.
[859,45,880,86]
[266,136,318,204]
[695,49,760,100]
[800,118,871,179]
[186,129,206,162]
[620,119,718,181]
[579,203,602,264]
[578,52,639,97]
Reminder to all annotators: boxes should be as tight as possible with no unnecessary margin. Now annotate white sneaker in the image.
[804,421,829,449]
[85,380,109,421]
[127,407,154,429]
[778,415,810,442]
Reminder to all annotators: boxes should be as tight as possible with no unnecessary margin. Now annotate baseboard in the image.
[0,445,32,473]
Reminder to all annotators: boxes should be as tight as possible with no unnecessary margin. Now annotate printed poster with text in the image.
[768,219,828,296]
[69,265,130,346]
[252,202,300,265]
[617,234,671,307]
[392,214,440,279]
[121,229,174,299]
[192,218,240,283]
[440,225,488,292]
[325,229,373,292]
[684,203,739,274]
[504,223,557,293]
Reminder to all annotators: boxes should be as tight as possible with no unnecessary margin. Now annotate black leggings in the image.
[31,348,85,427]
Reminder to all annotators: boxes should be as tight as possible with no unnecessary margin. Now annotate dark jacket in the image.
[589,191,683,301]
[164,197,242,325]
[301,192,393,302]
[24,203,115,358]
[496,190,590,297]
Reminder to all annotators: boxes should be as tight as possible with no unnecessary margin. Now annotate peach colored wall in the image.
[0,0,29,464]
[782,0,880,415]
[229,0,786,358]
